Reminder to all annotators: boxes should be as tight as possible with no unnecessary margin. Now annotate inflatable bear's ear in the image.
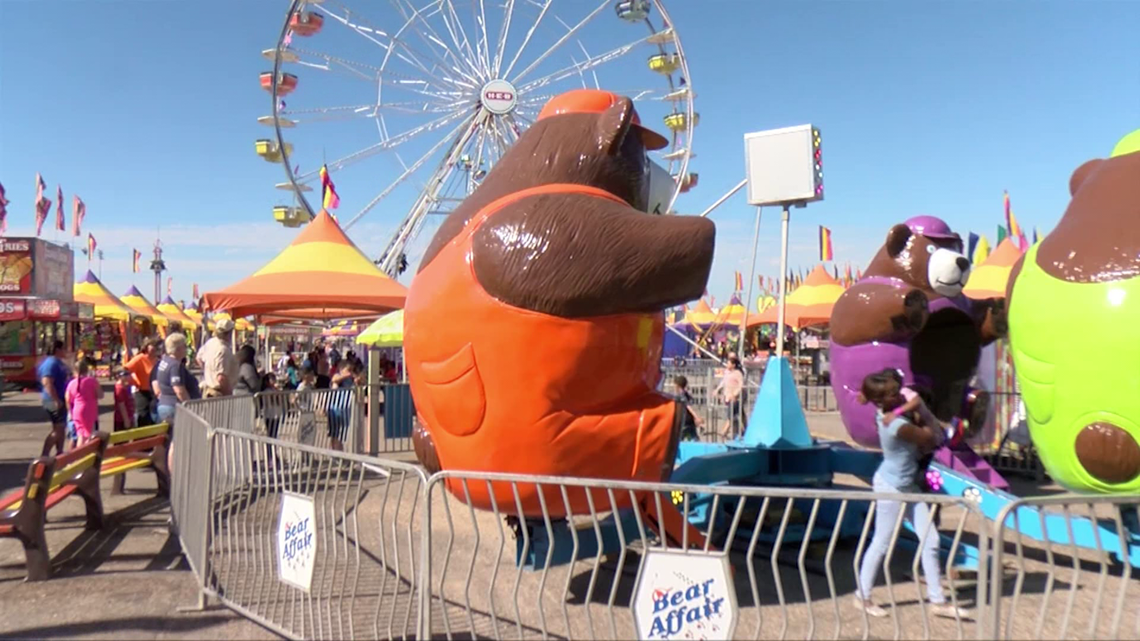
[885,224,912,258]
[595,97,635,156]
[1069,159,1104,196]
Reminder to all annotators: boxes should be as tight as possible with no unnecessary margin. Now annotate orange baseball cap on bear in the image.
[537,89,670,151]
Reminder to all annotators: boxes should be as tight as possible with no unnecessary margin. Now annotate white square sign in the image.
[277,492,316,592]
[632,550,736,640]
[297,410,316,446]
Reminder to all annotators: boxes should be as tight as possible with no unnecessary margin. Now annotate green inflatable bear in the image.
[1007,129,1140,493]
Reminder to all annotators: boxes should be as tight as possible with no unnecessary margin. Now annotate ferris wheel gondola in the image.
[261,0,697,277]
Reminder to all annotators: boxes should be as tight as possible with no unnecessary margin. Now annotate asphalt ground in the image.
[0,388,280,641]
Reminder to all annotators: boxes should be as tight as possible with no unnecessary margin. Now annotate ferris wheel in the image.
[258,0,698,277]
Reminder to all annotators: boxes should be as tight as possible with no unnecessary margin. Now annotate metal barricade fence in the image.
[255,389,363,454]
[205,428,427,641]
[420,472,989,640]
[171,405,212,592]
[989,495,1140,641]
[175,393,1140,641]
[171,400,429,641]
[186,394,258,435]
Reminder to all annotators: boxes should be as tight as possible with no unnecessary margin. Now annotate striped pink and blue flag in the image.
[0,182,8,234]
[34,173,50,236]
[72,195,85,236]
[55,184,65,231]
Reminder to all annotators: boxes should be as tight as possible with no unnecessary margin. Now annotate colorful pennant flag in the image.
[167,277,173,296]
[71,195,85,236]
[319,164,340,210]
[132,249,142,273]
[192,283,199,301]
[1032,227,1039,244]
[1004,190,1023,248]
[34,174,50,236]
[0,181,8,235]
[996,224,1007,245]
[967,232,979,260]
[844,263,853,286]
[87,233,97,259]
[973,234,991,265]
[819,226,834,261]
[734,271,743,292]
[55,185,65,231]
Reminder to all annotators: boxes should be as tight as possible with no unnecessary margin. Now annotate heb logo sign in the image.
[277,492,316,591]
[480,79,517,115]
[632,551,735,640]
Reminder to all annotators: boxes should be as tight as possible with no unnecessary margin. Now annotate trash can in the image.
[383,383,415,439]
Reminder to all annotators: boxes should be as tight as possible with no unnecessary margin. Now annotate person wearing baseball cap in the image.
[196,317,238,397]
[536,88,670,151]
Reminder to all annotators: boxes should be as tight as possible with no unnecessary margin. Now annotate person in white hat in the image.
[196,318,237,397]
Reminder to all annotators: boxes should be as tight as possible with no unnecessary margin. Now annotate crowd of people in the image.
[35,318,399,459]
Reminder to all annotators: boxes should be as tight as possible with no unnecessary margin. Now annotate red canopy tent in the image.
[202,210,407,320]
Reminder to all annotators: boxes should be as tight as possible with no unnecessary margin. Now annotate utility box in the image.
[744,125,824,206]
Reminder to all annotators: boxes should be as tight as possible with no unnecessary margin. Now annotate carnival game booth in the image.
[0,239,92,388]
[73,271,139,378]
[1,244,93,388]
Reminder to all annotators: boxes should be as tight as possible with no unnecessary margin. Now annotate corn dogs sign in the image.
[0,240,33,294]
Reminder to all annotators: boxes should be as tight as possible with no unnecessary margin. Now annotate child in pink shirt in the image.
[66,361,104,445]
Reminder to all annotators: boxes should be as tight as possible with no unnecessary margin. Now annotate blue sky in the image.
[1,0,1137,309]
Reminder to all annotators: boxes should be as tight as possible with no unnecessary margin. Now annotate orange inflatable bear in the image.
[404,90,715,517]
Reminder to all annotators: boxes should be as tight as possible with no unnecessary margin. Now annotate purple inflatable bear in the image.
[829,216,1007,449]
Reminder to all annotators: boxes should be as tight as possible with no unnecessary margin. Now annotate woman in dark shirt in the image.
[234,345,262,395]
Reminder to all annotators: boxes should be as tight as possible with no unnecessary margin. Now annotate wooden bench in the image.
[0,434,108,581]
[102,423,171,497]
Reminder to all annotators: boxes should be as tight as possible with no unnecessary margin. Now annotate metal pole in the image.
[699,178,747,218]
[775,204,791,358]
[738,206,762,363]
[263,324,271,372]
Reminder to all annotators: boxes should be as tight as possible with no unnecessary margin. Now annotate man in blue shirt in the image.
[37,340,70,456]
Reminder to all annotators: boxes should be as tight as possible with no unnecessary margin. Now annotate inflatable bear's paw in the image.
[988,299,1009,337]
[412,418,442,474]
[901,289,930,332]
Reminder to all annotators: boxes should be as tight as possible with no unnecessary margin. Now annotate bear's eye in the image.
[926,245,935,254]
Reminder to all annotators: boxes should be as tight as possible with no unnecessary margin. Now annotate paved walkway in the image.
[0,389,279,640]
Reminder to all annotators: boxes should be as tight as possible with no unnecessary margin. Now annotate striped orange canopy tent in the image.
[963,237,1025,299]
[157,296,199,328]
[714,294,749,326]
[121,286,181,327]
[202,210,407,320]
[73,271,137,321]
[679,299,718,326]
[748,265,846,329]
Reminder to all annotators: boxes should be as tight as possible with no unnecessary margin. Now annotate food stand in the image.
[0,238,92,389]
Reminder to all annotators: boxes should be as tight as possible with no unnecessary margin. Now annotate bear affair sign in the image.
[632,551,736,640]
[277,492,316,592]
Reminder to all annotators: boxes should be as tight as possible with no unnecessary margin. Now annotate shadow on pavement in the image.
[48,496,171,579]
[1,615,244,640]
